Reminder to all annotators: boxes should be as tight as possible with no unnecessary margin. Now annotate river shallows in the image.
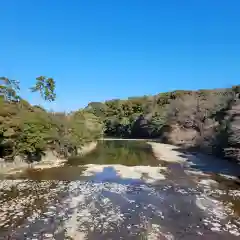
[0,140,240,239]
[9,140,158,181]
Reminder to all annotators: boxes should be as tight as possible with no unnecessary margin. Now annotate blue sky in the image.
[1,0,239,112]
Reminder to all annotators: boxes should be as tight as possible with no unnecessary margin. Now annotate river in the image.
[0,140,240,239]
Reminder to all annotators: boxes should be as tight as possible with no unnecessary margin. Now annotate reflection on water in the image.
[15,140,158,180]
[0,140,240,239]
[68,140,158,166]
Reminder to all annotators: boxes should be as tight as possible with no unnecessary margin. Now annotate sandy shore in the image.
[147,142,240,183]
[147,142,191,163]
[100,138,194,163]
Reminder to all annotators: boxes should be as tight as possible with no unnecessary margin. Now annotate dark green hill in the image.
[86,85,240,162]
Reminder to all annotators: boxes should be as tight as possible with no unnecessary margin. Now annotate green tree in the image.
[0,77,20,101]
[30,76,56,102]
[149,113,167,137]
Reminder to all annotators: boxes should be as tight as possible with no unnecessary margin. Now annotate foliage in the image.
[0,77,20,101]
[86,85,240,162]
[0,76,103,162]
[223,89,240,161]
[1,74,239,164]
[30,76,56,102]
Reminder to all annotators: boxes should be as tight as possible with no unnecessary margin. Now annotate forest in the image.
[0,76,103,163]
[0,75,239,164]
[85,85,240,163]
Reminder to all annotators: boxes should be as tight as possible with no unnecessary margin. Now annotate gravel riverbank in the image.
[1,140,240,239]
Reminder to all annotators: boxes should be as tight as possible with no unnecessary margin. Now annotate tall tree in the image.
[0,77,20,101]
[30,76,56,102]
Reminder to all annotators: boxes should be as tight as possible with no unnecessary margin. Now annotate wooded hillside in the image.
[1,75,239,164]
[0,77,103,163]
[86,86,240,162]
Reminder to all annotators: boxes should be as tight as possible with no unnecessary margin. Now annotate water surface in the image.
[12,140,158,180]
[0,140,240,239]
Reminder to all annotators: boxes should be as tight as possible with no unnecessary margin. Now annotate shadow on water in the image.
[171,147,240,177]
[166,147,240,219]
[1,141,240,239]
[12,140,158,180]
[88,166,144,185]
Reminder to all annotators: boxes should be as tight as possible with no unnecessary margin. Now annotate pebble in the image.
[44,233,53,238]
[229,229,240,236]
[211,227,221,232]
[16,211,24,216]
[212,222,221,227]
[0,178,239,239]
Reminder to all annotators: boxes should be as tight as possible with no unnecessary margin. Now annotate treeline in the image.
[0,77,103,162]
[1,75,239,164]
[85,86,240,162]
